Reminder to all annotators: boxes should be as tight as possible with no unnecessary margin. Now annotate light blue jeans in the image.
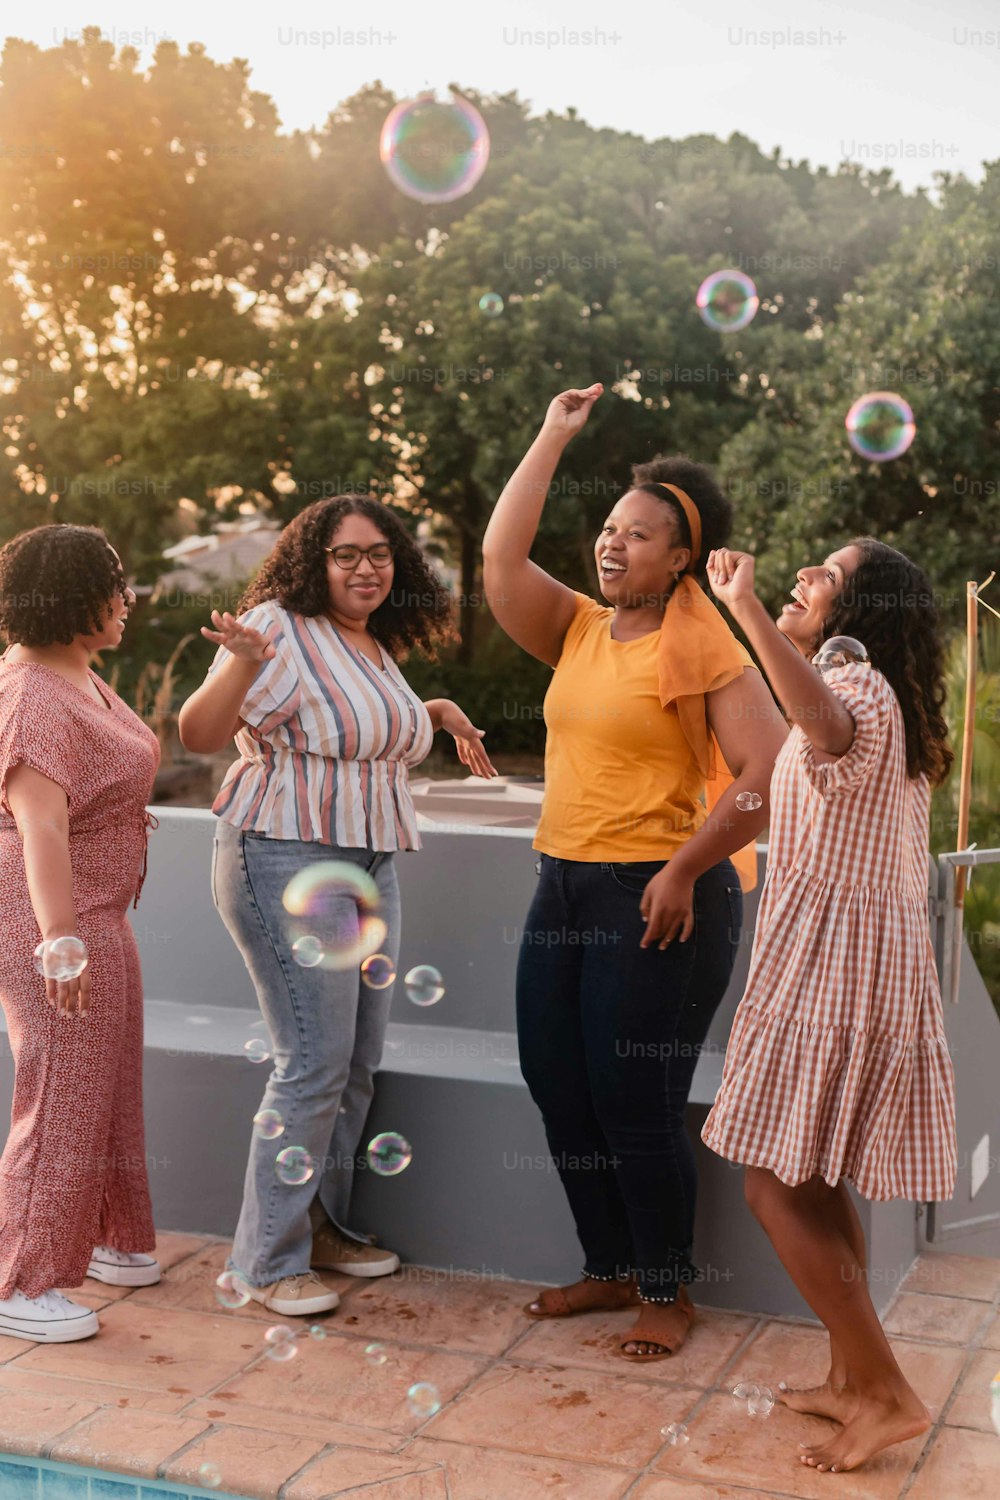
[212,820,401,1287]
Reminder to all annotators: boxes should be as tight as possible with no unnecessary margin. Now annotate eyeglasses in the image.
[324,543,394,571]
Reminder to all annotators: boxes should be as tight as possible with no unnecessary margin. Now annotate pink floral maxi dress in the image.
[702,665,957,1201]
[0,661,160,1296]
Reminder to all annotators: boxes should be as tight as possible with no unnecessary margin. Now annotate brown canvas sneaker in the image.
[311,1223,400,1277]
[244,1270,340,1317]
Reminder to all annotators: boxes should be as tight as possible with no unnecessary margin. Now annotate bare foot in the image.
[799,1390,931,1472]
[779,1378,858,1423]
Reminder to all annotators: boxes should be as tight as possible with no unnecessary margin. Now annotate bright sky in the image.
[18,0,1000,192]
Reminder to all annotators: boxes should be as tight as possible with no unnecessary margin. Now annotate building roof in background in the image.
[153,520,279,602]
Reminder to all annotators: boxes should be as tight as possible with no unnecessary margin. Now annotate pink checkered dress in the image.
[702,664,956,1202]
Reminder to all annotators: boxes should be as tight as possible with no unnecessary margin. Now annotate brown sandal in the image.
[617,1286,696,1360]
[523,1277,640,1319]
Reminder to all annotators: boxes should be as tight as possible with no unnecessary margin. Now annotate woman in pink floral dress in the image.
[0,525,162,1342]
[702,536,956,1474]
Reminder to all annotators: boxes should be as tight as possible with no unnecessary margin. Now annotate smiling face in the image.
[324,513,396,623]
[595,489,691,609]
[777,544,862,654]
[80,544,135,652]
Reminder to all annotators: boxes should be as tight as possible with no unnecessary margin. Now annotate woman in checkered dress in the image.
[701,537,956,1475]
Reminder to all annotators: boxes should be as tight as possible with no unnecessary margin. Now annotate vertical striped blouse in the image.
[210,602,434,851]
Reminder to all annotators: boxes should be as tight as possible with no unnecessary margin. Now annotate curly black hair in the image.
[239,497,456,660]
[0,524,126,646]
[823,537,953,787]
[629,454,733,578]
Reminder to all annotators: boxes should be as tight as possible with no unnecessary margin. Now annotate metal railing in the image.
[927,847,1000,1242]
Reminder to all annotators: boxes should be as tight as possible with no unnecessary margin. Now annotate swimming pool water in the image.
[0,1454,244,1499]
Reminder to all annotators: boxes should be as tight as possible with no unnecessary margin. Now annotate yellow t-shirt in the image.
[534,592,750,862]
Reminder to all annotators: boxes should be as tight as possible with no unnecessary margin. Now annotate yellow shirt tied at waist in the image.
[533,580,758,891]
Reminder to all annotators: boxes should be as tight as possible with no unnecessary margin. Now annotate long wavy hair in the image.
[239,497,456,660]
[822,537,953,786]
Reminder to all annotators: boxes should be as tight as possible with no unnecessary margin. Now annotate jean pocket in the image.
[607,861,664,895]
[725,884,744,951]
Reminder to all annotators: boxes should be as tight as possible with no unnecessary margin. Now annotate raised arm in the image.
[7,765,91,1016]
[482,384,603,668]
[706,549,856,757]
[178,610,278,755]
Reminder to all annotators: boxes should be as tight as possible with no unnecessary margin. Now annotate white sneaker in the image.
[244,1270,340,1317]
[0,1288,99,1342]
[87,1245,162,1287]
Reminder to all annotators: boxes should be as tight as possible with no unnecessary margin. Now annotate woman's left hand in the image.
[640,864,696,949]
[706,548,758,608]
[439,702,499,778]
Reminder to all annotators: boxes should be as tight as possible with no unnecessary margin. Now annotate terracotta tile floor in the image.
[0,1234,997,1499]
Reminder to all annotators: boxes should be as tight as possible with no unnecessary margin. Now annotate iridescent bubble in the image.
[406,1381,441,1418]
[365,1342,388,1366]
[404,965,445,1007]
[275,1146,314,1186]
[282,861,386,972]
[732,1380,760,1408]
[361,953,396,990]
[367,1132,413,1176]
[243,1038,271,1065]
[291,934,324,968]
[696,269,759,332]
[253,1108,284,1140]
[264,1324,298,1362]
[33,935,89,981]
[215,1270,251,1310]
[735,791,763,812]
[479,292,504,318]
[660,1422,689,1446]
[845,391,915,461]
[308,1323,327,1341]
[748,1385,775,1418]
[379,94,490,205]
[198,1462,223,1490]
[812,635,871,674]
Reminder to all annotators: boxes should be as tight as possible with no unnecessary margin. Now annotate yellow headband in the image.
[650,482,702,565]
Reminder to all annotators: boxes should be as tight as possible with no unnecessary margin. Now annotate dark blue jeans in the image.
[516,854,742,1303]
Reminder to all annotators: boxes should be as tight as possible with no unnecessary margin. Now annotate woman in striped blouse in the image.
[179,497,494,1319]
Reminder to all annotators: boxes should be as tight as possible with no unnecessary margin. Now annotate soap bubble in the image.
[198,1463,223,1490]
[404,965,445,1007]
[696,269,759,332]
[275,1146,314,1186]
[365,1342,388,1366]
[380,94,490,204]
[367,1132,413,1176]
[732,1380,760,1407]
[361,953,396,990]
[812,635,871,674]
[215,1270,251,1310]
[253,1108,284,1140]
[33,935,89,981]
[748,1385,775,1418]
[243,1038,271,1065]
[308,1324,327,1341]
[291,934,324,968]
[660,1422,689,1445]
[479,292,504,317]
[264,1324,298,1362]
[406,1381,441,1418]
[735,791,763,812]
[282,861,386,972]
[845,391,915,461]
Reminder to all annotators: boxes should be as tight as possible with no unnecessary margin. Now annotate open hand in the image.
[541,383,603,442]
[200,610,278,662]
[439,702,498,779]
[47,966,92,1017]
[706,548,758,609]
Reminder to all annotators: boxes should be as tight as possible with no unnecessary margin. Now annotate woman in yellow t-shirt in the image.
[483,384,787,1360]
